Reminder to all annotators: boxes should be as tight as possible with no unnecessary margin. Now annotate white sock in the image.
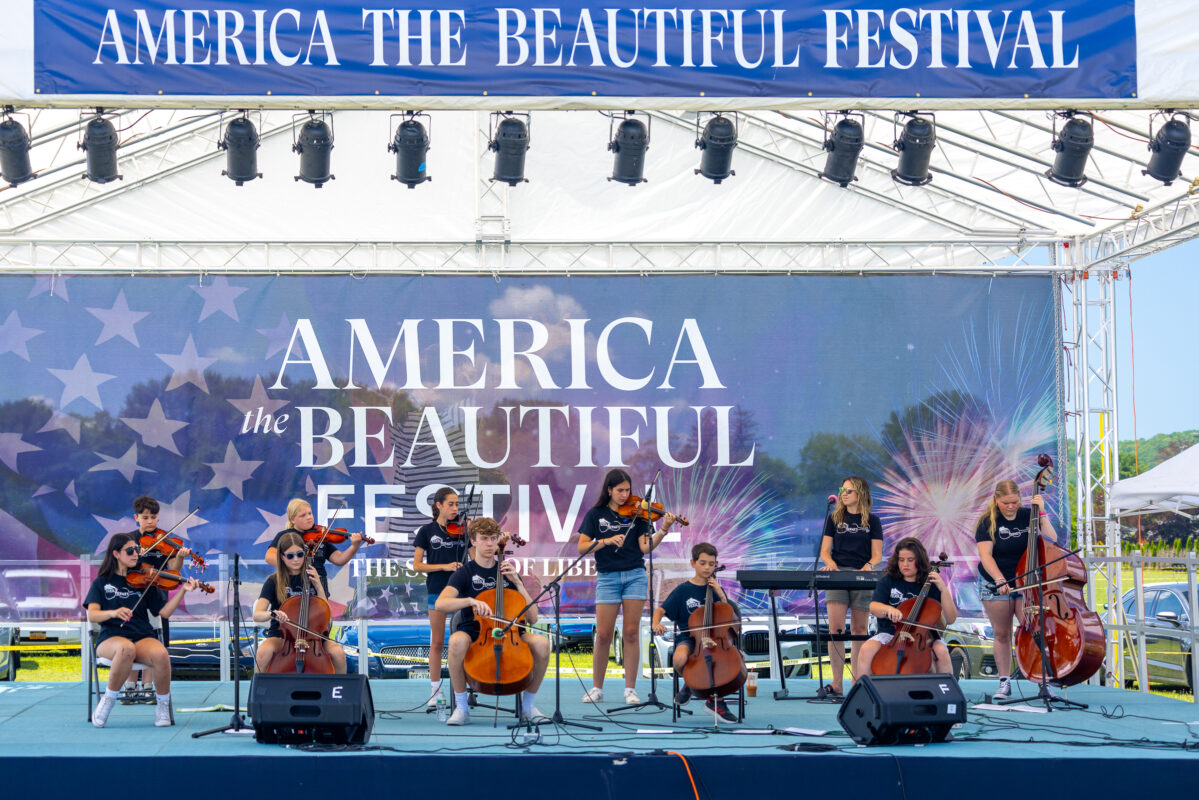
[104,688,120,701]
[521,692,538,715]
[454,691,468,711]
[156,693,170,704]
[430,680,441,693]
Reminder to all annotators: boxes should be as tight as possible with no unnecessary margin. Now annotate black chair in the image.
[447,609,521,719]
[85,617,174,725]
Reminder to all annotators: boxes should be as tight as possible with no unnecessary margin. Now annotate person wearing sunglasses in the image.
[264,498,363,597]
[252,532,347,673]
[84,533,200,728]
[817,476,884,698]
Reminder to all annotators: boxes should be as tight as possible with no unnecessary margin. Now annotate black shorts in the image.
[673,633,696,653]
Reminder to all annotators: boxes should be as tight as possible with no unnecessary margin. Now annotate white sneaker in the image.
[581,686,604,704]
[993,676,1012,700]
[154,700,172,727]
[427,684,444,708]
[521,706,547,724]
[93,695,115,728]
[446,706,470,726]
[623,687,641,704]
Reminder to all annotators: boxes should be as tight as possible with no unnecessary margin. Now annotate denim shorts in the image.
[595,567,648,604]
[977,572,1016,603]
[425,589,441,612]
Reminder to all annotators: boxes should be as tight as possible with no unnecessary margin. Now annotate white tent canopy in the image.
[1109,444,1199,519]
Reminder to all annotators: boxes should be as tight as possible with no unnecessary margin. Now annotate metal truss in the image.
[1079,188,1199,268]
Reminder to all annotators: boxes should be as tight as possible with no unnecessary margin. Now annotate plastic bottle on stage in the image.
[436,695,447,722]
[747,670,758,697]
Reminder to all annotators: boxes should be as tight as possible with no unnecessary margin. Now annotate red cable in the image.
[666,751,702,800]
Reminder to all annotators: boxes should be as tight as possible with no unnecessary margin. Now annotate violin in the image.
[140,530,206,570]
[869,554,951,676]
[125,566,214,594]
[302,525,375,547]
[616,495,690,527]
[265,547,335,674]
[681,572,746,699]
[462,539,535,696]
[1013,454,1106,686]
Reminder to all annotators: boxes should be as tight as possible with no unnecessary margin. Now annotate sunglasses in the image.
[840,488,856,495]
[121,546,139,555]
[282,551,306,560]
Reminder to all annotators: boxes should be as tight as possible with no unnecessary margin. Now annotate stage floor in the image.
[1,677,1196,797]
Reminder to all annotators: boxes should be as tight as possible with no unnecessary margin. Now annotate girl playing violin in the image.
[412,487,466,707]
[817,476,884,697]
[859,537,957,677]
[577,469,676,705]
[265,499,363,596]
[974,480,1057,700]
[436,518,550,726]
[252,532,348,674]
[652,542,739,722]
[85,533,199,728]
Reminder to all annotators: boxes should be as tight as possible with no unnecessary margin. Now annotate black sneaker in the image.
[704,697,737,723]
[673,685,692,706]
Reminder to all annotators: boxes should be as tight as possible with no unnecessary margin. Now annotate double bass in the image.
[1013,454,1106,686]
[462,537,534,696]
[870,554,950,676]
[680,576,746,699]
[264,547,335,674]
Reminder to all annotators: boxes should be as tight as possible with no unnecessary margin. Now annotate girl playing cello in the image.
[252,532,347,674]
[85,533,199,728]
[859,537,957,678]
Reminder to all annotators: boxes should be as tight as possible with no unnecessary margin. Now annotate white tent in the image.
[1109,443,1199,519]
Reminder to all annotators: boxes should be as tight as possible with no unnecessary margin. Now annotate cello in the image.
[462,536,534,696]
[1013,454,1106,686]
[680,574,746,700]
[264,546,335,674]
[870,554,951,676]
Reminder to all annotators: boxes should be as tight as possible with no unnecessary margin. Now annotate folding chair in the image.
[85,616,174,725]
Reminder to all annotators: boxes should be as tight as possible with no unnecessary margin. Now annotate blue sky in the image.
[1115,241,1199,440]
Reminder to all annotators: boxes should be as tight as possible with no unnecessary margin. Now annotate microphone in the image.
[714,565,727,573]
[827,494,838,506]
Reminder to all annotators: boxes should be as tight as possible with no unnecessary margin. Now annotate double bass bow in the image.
[870,554,951,676]
[1013,454,1106,687]
[680,567,746,700]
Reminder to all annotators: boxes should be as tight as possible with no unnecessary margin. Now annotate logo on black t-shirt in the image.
[427,533,456,550]
[684,597,702,614]
[103,583,139,601]
[889,587,907,604]
[836,522,869,535]
[997,525,1027,540]
[596,516,635,536]
[470,574,497,592]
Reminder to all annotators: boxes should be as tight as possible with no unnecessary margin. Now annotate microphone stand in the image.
[194,553,253,737]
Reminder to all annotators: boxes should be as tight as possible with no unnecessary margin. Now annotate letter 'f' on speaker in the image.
[249,673,375,745]
[837,674,966,745]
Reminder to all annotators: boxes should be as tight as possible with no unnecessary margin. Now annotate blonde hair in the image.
[467,517,502,540]
[977,480,1021,541]
[273,532,307,605]
[286,499,311,528]
[832,476,872,526]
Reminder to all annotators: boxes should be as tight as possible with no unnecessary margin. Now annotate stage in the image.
[1,677,1195,797]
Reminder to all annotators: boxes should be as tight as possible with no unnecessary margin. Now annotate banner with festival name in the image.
[32,0,1135,100]
[0,273,1060,622]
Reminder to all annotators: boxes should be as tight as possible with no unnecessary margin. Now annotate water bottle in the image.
[436,694,447,722]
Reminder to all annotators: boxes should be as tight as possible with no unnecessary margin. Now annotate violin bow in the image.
[119,556,176,627]
[139,507,200,556]
[308,498,350,554]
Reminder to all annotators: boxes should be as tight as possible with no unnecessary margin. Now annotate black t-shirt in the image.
[871,574,942,636]
[974,507,1033,582]
[578,506,653,573]
[446,559,521,631]
[84,573,166,644]
[270,528,336,592]
[413,521,466,595]
[258,573,321,639]
[822,512,884,569]
[660,580,712,636]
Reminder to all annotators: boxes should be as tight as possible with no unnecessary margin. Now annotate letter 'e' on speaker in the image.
[248,673,375,745]
[837,674,966,745]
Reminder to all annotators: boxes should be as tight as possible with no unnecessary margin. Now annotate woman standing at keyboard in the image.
[817,476,884,698]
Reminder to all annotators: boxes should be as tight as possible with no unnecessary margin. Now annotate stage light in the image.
[1045,111,1093,188]
[389,112,431,189]
[79,110,121,184]
[293,111,334,188]
[0,107,33,187]
[219,112,262,186]
[1144,112,1191,186]
[820,111,864,188]
[891,112,935,186]
[607,111,649,186]
[694,113,737,184]
[488,112,530,186]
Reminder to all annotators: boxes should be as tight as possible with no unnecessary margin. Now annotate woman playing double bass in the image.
[859,537,957,677]
[252,532,347,674]
[974,480,1055,700]
[436,518,550,726]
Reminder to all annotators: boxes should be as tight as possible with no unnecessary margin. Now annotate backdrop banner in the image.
[0,273,1060,620]
[32,0,1136,99]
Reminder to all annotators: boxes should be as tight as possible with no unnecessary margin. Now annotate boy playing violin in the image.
[435,517,550,726]
[85,533,199,728]
[858,537,957,678]
[652,542,739,722]
[265,499,363,596]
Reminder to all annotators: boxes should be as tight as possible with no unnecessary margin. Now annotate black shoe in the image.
[673,685,692,706]
[815,685,842,701]
[704,697,737,723]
